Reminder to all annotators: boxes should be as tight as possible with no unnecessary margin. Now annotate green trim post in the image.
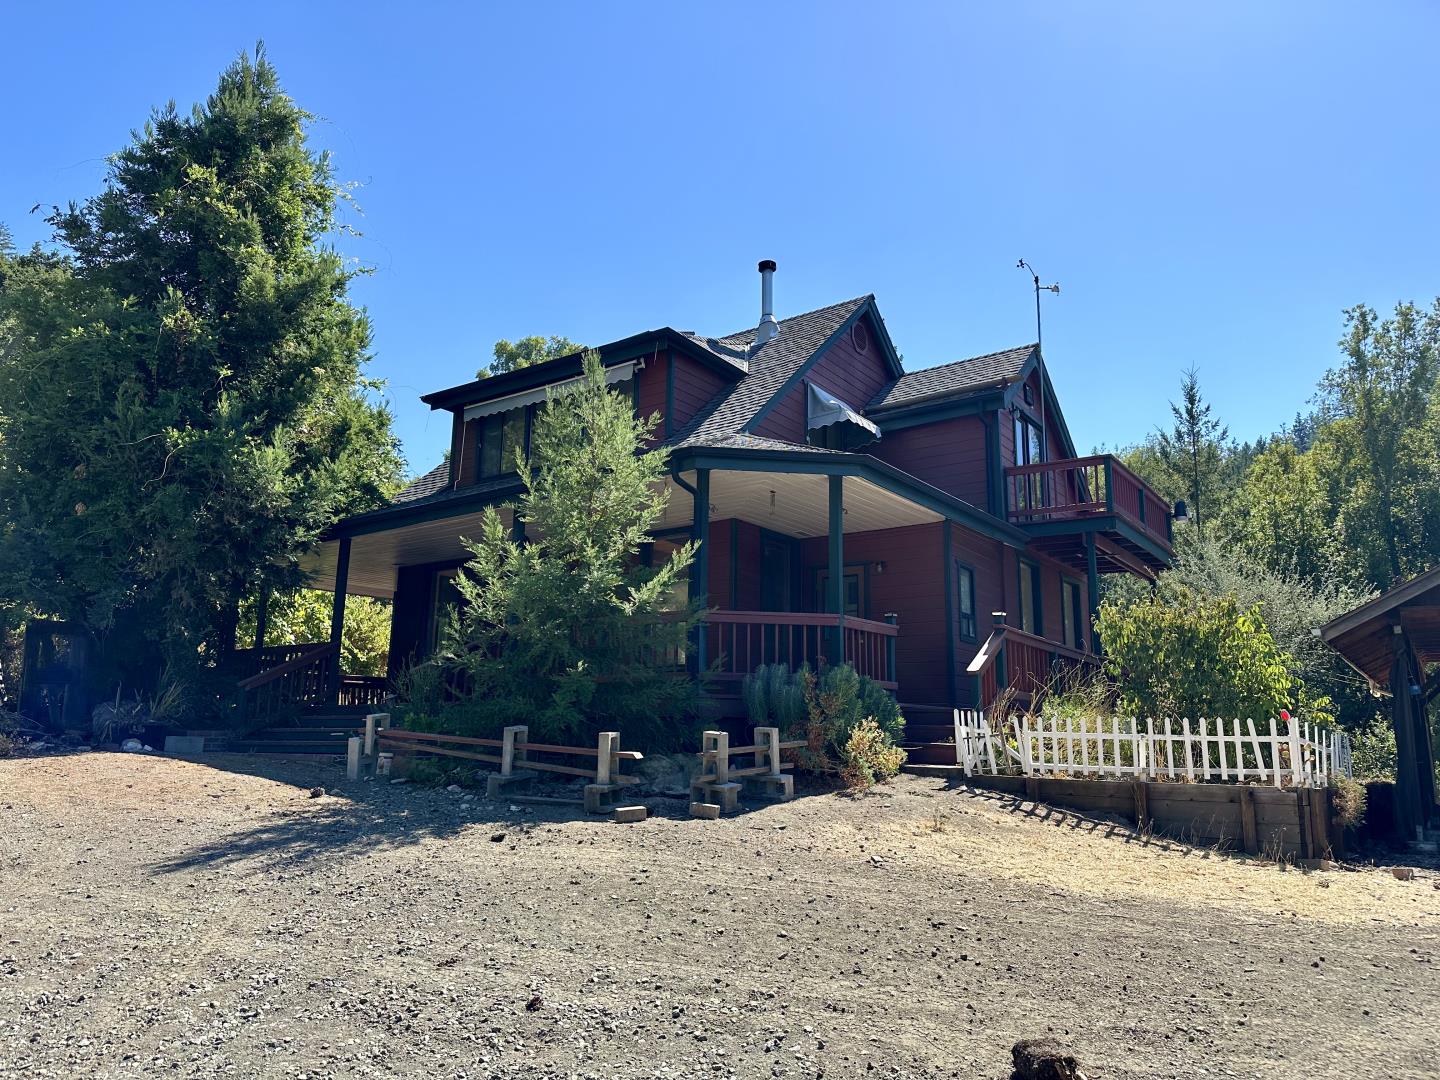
[827,475,844,663]
[328,536,352,704]
[1086,532,1100,655]
[692,469,710,672]
[253,585,270,650]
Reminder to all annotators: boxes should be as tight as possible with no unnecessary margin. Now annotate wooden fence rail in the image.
[689,727,806,816]
[374,722,643,813]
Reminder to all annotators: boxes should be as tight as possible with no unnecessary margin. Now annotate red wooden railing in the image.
[1005,454,1173,551]
[701,610,899,690]
[965,624,1099,709]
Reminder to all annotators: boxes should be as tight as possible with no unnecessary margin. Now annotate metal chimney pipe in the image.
[755,259,778,345]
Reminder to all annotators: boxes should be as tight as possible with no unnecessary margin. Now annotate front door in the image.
[760,533,794,612]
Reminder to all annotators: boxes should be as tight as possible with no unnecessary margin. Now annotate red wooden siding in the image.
[872,416,991,507]
[753,312,893,443]
[636,350,668,439]
[671,354,729,434]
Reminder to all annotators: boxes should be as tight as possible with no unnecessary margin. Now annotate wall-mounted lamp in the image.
[1172,500,1190,525]
[873,561,886,575]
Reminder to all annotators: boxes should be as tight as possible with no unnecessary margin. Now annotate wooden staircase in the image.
[227,706,373,755]
[901,704,960,766]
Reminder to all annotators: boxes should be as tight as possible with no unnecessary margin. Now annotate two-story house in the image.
[242,263,1174,757]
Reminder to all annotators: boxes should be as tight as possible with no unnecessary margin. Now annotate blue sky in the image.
[4,2,1437,477]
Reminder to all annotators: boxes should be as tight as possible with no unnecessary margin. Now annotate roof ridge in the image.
[712,294,871,347]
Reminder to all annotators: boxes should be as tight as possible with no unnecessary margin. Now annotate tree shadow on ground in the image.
[148,752,521,875]
[946,780,1226,860]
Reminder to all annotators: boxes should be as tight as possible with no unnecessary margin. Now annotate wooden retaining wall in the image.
[955,774,1341,859]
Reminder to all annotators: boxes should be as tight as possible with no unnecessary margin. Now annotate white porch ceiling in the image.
[298,508,513,599]
[657,470,941,538]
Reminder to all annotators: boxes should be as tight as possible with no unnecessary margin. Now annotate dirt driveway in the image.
[1,752,1436,1079]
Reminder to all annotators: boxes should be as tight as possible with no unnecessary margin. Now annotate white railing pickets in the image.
[950,710,1351,787]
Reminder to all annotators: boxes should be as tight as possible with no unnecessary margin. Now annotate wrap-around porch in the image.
[252,452,958,720]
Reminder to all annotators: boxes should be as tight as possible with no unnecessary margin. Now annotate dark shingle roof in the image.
[393,461,450,504]
[867,344,1035,413]
[676,432,845,454]
[668,296,870,447]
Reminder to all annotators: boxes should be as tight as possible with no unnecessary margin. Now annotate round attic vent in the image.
[852,321,869,352]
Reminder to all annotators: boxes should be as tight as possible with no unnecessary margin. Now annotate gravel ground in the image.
[1,751,1437,1080]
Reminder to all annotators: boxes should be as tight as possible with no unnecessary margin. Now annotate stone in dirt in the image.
[308,787,325,799]
[1012,1038,1087,1080]
[490,832,506,843]
[1392,867,1415,881]
[689,802,721,820]
[612,805,647,824]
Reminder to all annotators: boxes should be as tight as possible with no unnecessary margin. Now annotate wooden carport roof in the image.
[1319,566,1440,688]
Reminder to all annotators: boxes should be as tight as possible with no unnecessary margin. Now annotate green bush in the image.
[1331,775,1368,831]
[1350,718,1396,780]
[1097,588,1334,724]
[743,662,907,788]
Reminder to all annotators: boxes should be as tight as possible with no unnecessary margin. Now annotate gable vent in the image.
[852,320,869,353]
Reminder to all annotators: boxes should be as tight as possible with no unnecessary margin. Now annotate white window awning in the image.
[806,382,880,443]
[462,359,641,422]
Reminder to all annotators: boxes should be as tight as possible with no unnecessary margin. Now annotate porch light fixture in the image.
[874,561,886,575]
[1172,500,1190,525]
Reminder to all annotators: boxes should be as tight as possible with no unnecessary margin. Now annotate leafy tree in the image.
[237,589,392,677]
[1154,366,1230,538]
[0,47,403,703]
[1318,300,1440,587]
[1096,589,1332,723]
[1156,536,1374,733]
[477,334,582,379]
[1223,437,1342,583]
[424,352,700,744]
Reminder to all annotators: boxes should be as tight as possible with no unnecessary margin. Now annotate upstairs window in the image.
[478,406,530,479]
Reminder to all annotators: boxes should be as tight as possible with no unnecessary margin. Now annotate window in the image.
[1017,558,1042,635]
[478,405,530,479]
[816,568,864,617]
[954,561,977,642]
[428,569,463,653]
[1012,411,1046,512]
[1061,577,1085,650]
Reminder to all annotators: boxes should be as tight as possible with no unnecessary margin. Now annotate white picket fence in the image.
[952,710,1351,788]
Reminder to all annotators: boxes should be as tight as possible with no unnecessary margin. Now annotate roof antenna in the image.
[1016,259,1059,354]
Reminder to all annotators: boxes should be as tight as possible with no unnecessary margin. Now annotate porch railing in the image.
[965,623,1099,709]
[235,641,338,727]
[1005,454,1173,551]
[701,611,898,690]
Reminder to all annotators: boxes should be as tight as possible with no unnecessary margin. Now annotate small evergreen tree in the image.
[442,352,700,744]
[1155,366,1229,538]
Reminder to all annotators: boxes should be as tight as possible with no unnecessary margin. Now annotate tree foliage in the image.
[478,334,583,379]
[409,353,700,745]
[1154,366,1230,537]
[0,47,403,700]
[236,589,392,677]
[1097,589,1332,724]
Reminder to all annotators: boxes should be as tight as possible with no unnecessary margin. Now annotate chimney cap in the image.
[758,259,777,273]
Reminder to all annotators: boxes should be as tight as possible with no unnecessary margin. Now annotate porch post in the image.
[828,475,844,663]
[253,585,270,651]
[1085,532,1100,654]
[692,469,710,672]
[328,536,352,705]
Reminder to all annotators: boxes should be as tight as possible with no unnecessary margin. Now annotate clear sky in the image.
[3,2,1437,477]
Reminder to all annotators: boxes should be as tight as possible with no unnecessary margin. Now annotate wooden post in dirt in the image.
[501,725,528,777]
[364,712,389,758]
[1131,779,1150,834]
[1238,786,1259,855]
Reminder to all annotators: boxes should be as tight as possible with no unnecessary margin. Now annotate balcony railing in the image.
[701,610,899,690]
[1005,454,1173,551]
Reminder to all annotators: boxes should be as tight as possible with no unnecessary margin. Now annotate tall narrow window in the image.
[1018,559,1042,635]
[955,561,977,642]
[1061,577,1084,650]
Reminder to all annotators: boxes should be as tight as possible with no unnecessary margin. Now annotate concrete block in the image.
[486,769,538,799]
[689,801,721,820]
[583,782,621,814]
[612,805,647,824]
[163,735,207,757]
